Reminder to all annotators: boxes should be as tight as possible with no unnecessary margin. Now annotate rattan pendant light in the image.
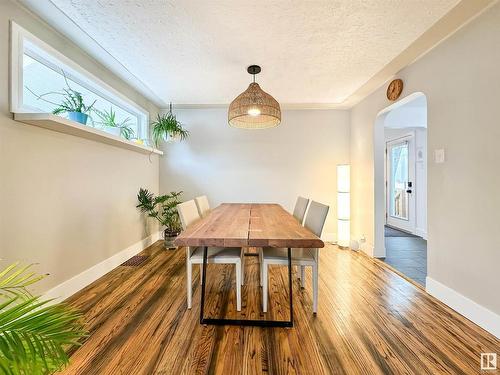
[228,65,281,129]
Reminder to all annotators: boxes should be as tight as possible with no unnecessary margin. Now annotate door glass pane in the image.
[390,142,409,220]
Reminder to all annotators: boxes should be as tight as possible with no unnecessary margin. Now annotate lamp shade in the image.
[228,82,281,129]
[337,164,350,192]
[337,219,351,248]
[337,192,350,220]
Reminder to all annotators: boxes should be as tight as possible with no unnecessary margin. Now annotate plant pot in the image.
[105,127,122,137]
[68,112,88,125]
[164,229,180,250]
[164,132,180,143]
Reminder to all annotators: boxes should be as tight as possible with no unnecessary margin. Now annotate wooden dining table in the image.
[174,203,325,327]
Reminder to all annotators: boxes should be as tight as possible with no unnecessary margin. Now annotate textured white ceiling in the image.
[46,0,459,106]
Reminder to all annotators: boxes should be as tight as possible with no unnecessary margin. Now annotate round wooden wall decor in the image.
[387,79,403,101]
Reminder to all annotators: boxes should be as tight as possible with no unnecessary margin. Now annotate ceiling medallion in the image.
[228,65,281,129]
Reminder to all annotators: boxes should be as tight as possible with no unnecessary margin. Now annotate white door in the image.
[386,135,416,233]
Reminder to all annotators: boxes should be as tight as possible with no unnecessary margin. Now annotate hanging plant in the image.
[151,103,189,148]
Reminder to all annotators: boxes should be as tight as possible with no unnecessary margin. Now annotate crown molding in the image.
[168,102,350,111]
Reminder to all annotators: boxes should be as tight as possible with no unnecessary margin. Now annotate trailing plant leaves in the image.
[50,88,95,115]
[119,125,135,140]
[94,107,135,140]
[25,70,96,117]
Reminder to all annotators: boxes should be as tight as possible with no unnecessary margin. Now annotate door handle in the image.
[406,189,412,194]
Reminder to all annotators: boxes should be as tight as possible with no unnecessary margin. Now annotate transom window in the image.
[10,22,149,141]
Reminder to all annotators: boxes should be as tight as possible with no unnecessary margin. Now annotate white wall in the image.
[383,94,427,129]
[0,0,160,295]
[384,127,427,239]
[159,108,350,240]
[350,1,500,332]
[413,128,427,238]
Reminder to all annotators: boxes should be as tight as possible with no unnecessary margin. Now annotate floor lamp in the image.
[337,164,350,249]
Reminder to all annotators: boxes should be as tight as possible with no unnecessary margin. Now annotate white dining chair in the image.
[259,196,310,286]
[261,200,329,314]
[177,200,244,311]
[194,195,210,217]
[293,196,310,224]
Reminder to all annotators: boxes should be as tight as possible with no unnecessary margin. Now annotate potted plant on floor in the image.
[151,103,189,148]
[136,188,183,249]
[0,262,87,374]
[26,72,96,125]
[94,107,135,139]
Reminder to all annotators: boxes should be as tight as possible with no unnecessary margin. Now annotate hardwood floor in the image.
[60,242,499,374]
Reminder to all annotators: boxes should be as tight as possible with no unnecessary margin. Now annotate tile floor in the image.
[383,226,427,286]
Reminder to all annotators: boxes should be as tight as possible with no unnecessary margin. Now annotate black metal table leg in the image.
[287,247,293,324]
[199,246,208,324]
[199,246,294,327]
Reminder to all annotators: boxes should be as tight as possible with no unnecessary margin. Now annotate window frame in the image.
[10,21,149,140]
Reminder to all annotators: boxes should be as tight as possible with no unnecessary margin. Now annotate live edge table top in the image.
[174,203,324,249]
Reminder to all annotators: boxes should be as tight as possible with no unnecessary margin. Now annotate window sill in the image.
[14,113,163,155]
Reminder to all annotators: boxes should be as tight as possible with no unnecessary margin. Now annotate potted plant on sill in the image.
[151,103,189,148]
[0,262,87,374]
[94,107,135,139]
[51,88,96,125]
[136,188,183,249]
[26,72,96,125]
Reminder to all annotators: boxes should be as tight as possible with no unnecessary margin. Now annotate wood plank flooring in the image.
[59,242,499,374]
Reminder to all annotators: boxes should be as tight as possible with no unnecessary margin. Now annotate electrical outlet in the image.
[434,149,445,163]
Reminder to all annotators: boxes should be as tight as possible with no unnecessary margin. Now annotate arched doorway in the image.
[373,92,428,285]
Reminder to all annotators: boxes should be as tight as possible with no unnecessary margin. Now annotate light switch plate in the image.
[434,149,445,163]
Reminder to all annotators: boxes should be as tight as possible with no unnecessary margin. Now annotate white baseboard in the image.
[426,277,500,339]
[415,228,428,239]
[372,243,385,258]
[44,231,161,303]
[322,232,337,243]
